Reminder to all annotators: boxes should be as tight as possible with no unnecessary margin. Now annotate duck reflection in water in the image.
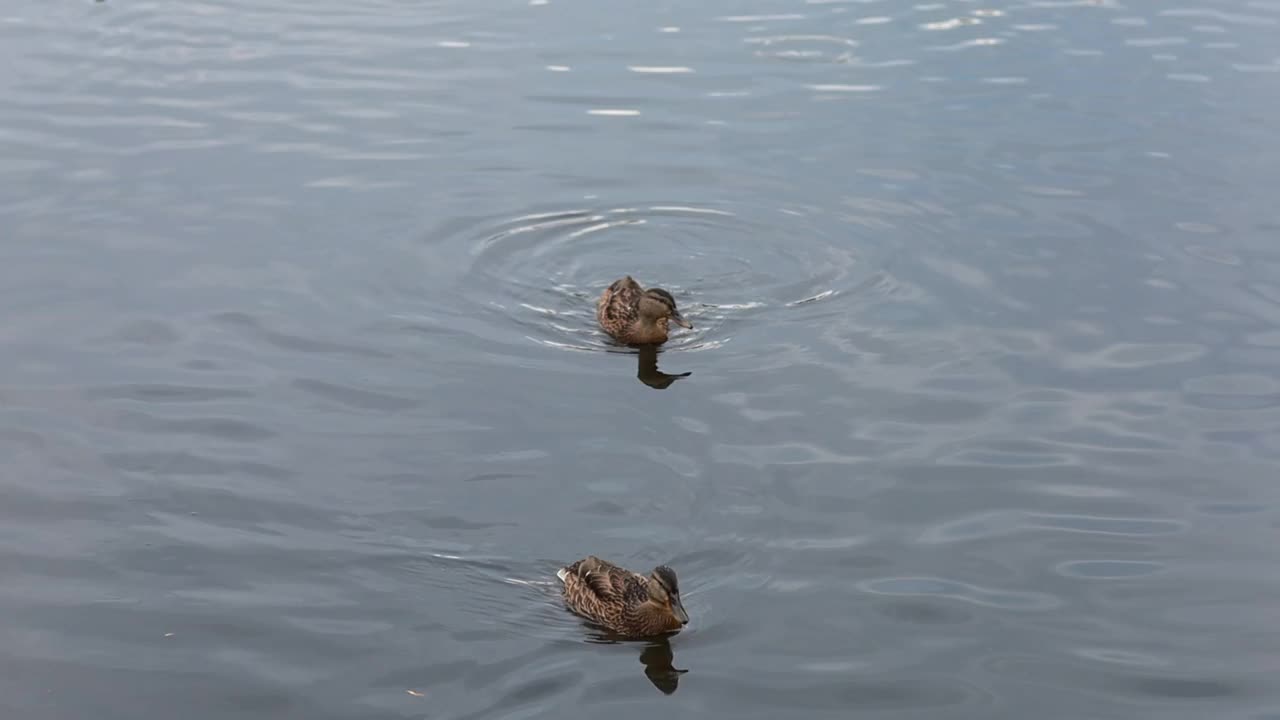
[639,637,688,694]
[586,633,688,694]
[636,344,690,390]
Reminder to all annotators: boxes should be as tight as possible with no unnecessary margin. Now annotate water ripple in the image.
[859,576,1061,610]
[427,202,887,355]
[1055,560,1167,579]
[919,511,1186,544]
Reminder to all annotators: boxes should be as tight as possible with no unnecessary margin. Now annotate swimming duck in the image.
[597,276,693,345]
[556,556,690,638]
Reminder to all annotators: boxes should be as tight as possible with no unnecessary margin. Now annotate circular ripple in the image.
[440,202,881,354]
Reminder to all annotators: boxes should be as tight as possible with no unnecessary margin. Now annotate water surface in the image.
[3,0,1280,717]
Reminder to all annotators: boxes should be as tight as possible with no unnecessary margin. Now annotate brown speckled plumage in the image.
[557,556,689,638]
[596,276,692,345]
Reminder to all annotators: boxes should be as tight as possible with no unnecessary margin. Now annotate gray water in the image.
[3,0,1280,717]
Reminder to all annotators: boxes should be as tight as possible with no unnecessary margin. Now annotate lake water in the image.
[3,0,1280,717]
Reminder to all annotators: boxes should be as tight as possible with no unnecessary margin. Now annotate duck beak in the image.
[671,312,693,330]
[670,594,690,625]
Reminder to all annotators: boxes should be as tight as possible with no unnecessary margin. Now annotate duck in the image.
[556,555,690,638]
[597,276,693,345]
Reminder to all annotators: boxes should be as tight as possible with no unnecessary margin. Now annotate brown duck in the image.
[556,556,689,638]
[596,276,693,345]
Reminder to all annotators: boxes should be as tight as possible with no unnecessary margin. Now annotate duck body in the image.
[597,276,692,345]
[557,556,689,638]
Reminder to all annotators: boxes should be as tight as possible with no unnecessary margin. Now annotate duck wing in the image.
[559,555,629,601]
[597,276,644,330]
[607,276,643,296]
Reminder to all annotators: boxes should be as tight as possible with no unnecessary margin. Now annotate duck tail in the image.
[556,567,569,583]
